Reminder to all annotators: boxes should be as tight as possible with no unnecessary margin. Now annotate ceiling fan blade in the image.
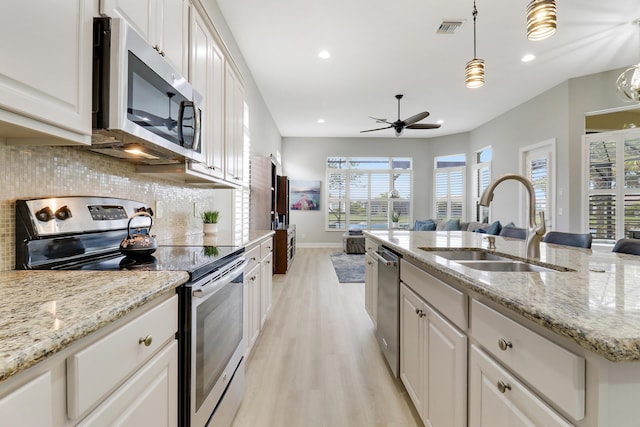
[369,116,392,124]
[360,125,392,133]
[406,123,441,129]
[403,111,430,126]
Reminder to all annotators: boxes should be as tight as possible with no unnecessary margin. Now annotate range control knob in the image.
[54,205,72,221]
[35,207,54,222]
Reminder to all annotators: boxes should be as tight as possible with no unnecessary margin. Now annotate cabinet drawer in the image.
[67,295,178,419]
[260,238,273,259]
[245,245,261,271]
[400,259,467,330]
[471,300,584,421]
[469,345,573,427]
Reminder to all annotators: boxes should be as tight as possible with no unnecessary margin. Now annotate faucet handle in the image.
[485,235,496,250]
[536,211,546,236]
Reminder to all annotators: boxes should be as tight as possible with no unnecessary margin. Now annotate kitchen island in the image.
[365,229,640,427]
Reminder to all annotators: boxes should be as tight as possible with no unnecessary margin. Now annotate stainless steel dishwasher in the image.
[375,246,401,378]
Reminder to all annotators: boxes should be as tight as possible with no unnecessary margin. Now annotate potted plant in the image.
[391,210,400,227]
[201,210,220,235]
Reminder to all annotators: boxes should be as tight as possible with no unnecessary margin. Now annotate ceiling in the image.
[215,0,640,139]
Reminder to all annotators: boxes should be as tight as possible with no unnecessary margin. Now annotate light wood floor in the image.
[232,247,422,427]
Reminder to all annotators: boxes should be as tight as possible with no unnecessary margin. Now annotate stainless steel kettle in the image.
[119,212,157,257]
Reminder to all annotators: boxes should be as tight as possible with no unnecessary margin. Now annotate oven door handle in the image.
[192,258,248,300]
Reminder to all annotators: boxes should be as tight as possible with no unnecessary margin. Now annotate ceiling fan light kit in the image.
[616,19,640,103]
[465,0,485,89]
[527,0,557,41]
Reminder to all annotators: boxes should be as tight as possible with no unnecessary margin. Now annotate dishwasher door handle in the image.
[374,251,398,267]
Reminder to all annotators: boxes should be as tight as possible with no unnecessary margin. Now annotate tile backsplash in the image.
[0,142,225,271]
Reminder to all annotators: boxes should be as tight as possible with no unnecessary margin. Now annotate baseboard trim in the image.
[296,243,342,249]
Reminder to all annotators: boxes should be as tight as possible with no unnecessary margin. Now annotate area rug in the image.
[330,252,366,283]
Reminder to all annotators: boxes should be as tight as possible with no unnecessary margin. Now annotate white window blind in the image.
[326,157,412,230]
[234,102,250,244]
[472,147,492,222]
[434,161,465,221]
[585,129,640,242]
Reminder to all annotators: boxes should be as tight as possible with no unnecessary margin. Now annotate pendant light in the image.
[527,0,557,41]
[616,20,640,103]
[465,0,485,89]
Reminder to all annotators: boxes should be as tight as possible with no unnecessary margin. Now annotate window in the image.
[434,154,466,220]
[234,102,251,244]
[472,147,492,222]
[585,129,640,242]
[326,157,412,230]
[522,142,554,229]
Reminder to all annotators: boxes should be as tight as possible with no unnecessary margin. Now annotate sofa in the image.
[413,219,522,237]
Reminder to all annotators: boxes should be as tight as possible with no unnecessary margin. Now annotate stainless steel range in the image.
[15,196,247,427]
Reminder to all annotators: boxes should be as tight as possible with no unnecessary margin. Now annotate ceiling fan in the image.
[361,94,441,136]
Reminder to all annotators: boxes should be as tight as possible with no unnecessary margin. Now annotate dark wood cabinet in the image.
[276,175,289,227]
[250,156,277,230]
[274,225,295,274]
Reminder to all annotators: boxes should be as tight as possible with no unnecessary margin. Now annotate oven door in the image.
[190,259,247,427]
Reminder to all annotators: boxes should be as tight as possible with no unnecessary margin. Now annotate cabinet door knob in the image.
[497,381,511,394]
[415,308,426,318]
[498,338,513,351]
[138,335,153,347]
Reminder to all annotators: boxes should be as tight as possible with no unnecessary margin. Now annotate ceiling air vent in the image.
[437,20,463,35]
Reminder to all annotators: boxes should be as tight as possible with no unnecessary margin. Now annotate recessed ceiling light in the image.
[522,53,536,62]
[317,118,325,124]
[437,120,444,125]
[318,50,331,59]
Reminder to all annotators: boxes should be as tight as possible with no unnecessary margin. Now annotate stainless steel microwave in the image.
[91,17,203,165]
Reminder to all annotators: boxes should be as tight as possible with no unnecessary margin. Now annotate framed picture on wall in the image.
[290,180,321,211]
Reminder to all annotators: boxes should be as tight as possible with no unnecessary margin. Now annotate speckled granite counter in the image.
[365,230,640,362]
[0,270,188,383]
[160,230,274,248]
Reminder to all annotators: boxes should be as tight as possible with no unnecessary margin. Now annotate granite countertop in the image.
[364,230,640,362]
[0,270,188,383]
[160,230,274,248]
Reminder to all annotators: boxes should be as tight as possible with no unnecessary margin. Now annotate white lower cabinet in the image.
[364,251,378,326]
[400,282,467,427]
[76,340,177,427]
[469,344,573,427]
[245,262,261,353]
[0,294,178,427]
[260,251,273,327]
[0,371,53,427]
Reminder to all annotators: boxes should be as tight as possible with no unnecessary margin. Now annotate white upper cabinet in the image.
[0,0,93,144]
[100,0,189,76]
[224,63,245,185]
[188,7,225,179]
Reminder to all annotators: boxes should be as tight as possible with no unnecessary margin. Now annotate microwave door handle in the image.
[177,100,200,150]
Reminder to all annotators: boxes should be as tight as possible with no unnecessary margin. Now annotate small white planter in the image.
[203,223,218,235]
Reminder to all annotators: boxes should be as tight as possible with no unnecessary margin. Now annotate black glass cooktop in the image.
[63,245,244,281]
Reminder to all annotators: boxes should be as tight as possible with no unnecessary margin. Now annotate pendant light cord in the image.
[472,1,478,58]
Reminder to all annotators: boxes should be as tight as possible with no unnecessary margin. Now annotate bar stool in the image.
[612,238,640,255]
[542,231,592,249]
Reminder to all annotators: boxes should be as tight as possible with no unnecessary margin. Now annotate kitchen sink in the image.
[422,248,511,261]
[420,248,573,273]
[453,260,561,273]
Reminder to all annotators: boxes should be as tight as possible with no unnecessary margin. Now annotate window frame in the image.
[325,157,413,231]
[583,128,640,243]
[471,147,492,222]
[433,154,466,221]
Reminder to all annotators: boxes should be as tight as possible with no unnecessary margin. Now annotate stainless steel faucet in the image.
[479,173,546,258]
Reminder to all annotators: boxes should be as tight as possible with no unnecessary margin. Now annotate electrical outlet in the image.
[155,201,164,219]
[194,202,202,218]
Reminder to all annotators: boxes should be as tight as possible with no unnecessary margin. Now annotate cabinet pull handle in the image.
[498,338,513,351]
[139,335,153,347]
[497,381,511,394]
